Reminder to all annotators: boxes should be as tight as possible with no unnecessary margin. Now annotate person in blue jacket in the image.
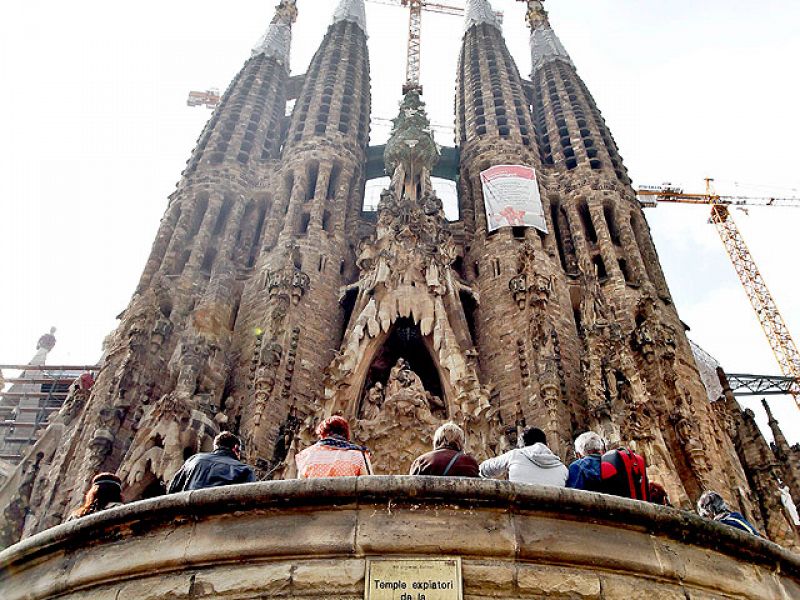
[565,431,606,492]
[697,491,760,536]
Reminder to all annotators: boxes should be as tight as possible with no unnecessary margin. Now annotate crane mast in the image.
[367,0,499,94]
[403,0,423,93]
[709,203,800,400]
[638,180,800,404]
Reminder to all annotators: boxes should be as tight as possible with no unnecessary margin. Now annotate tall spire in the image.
[762,398,792,457]
[526,0,572,72]
[251,0,298,65]
[464,0,501,33]
[332,0,367,33]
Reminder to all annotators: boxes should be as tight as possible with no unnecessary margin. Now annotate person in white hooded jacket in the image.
[479,427,568,487]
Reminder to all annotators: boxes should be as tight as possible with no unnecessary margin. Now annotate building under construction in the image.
[1,2,799,595]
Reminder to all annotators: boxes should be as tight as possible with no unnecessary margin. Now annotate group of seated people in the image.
[70,417,760,537]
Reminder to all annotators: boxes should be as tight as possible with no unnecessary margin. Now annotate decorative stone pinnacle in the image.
[252,1,297,64]
[332,0,367,33]
[528,0,573,73]
[464,0,501,33]
[525,0,550,30]
[384,90,440,174]
[272,0,298,24]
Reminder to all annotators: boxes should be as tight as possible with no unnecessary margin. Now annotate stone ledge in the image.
[0,477,797,600]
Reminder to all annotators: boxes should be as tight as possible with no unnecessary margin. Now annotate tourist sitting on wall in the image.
[565,431,606,492]
[649,482,672,507]
[295,416,372,478]
[697,491,761,536]
[167,432,255,493]
[409,422,479,477]
[68,473,124,520]
[478,427,568,486]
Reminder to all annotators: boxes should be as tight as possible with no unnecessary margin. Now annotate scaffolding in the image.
[0,364,96,464]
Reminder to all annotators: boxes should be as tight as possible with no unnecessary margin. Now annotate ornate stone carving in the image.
[670,392,711,483]
[322,91,491,449]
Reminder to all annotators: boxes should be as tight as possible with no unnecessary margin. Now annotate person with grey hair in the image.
[409,422,480,477]
[565,431,606,492]
[697,491,760,536]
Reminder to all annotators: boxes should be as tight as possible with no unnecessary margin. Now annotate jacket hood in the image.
[519,443,563,469]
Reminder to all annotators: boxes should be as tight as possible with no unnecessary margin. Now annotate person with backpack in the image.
[478,427,568,486]
[409,422,479,477]
[599,446,650,501]
[295,416,372,477]
[697,491,761,536]
[565,431,606,492]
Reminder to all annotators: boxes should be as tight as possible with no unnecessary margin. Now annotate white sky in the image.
[0,0,798,443]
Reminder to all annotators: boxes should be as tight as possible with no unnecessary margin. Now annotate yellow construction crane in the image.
[637,180,800,404]
[366,0,502,94]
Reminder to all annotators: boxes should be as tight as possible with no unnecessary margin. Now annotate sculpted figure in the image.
[382,358,436,421]
[362,382,384,421]
[385,358,426,398]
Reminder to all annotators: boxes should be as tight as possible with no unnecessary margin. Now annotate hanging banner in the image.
[480,164,547,233]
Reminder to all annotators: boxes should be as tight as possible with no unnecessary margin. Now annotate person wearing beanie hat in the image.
[69,472,124,520]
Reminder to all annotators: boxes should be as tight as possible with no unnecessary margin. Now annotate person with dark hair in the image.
[295,416,372,478]
[69,473,124,520]
[649,482,672,507]
[167,431,255,493]
[697,491,760,536]
[479,427,568,486]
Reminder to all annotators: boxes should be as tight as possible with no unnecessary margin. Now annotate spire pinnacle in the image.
[332,0,367,33]
[762,398,777,423]
[524,0,550,29]
[464,0,501,33]
[384,90,440,175]
[526,0,572,73]
[252,0,298,65]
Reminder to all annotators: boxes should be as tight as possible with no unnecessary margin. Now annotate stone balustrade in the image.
[1,477,797,599]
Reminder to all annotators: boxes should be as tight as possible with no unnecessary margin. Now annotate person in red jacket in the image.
[409,422,479,477]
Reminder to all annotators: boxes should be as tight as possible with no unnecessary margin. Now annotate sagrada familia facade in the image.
[1,0,798,550]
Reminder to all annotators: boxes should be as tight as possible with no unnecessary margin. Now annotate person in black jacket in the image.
[167,432,255,493]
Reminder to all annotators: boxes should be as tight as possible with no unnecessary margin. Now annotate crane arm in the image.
[637,187,800,208]
[367,0,463,15]
[638,180,800,405]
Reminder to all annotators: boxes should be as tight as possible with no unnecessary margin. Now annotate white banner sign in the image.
[480,164,547,233]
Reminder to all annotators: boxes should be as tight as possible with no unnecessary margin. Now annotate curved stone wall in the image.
[1,477,797,599]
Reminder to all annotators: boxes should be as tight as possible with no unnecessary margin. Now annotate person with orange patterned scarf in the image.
[295,416,372,478]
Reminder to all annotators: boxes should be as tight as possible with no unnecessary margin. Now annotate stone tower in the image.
[1,0,797,552]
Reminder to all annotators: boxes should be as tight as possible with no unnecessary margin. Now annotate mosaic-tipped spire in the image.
[333,0,367,33]
[384,90,440,174]
[464,0,501,33]
[251,0,298,66]
[526,0,573,73]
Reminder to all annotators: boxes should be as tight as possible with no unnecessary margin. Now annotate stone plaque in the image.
[365,558,462,600]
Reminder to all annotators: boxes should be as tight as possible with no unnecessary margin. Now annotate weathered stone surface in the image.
[462,561,515,595]
[293,559,365,594]
[1,479,798,600]
[600,575,684,600]
[517,565,601,598]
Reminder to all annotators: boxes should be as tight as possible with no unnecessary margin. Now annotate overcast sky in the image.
[0,0,798,443]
